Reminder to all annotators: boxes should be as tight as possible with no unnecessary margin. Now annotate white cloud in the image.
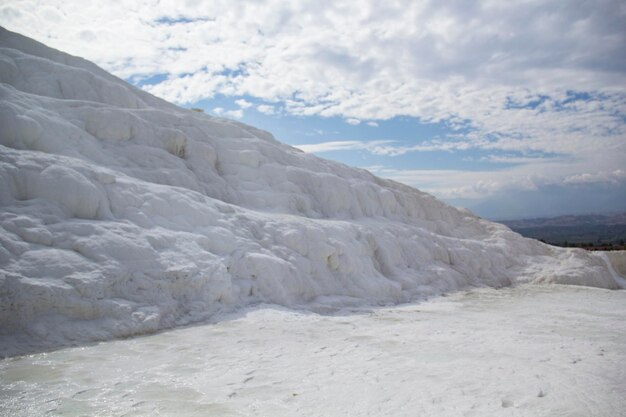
[367,121,379,127]
[256,104,276,115]
[212,107,243,119]
[364,166,543,199]
[298,138,477,156]
[345,118,361,125]
[563,169,626,185]
[296,140,393,153]
[223,109,244,119]
[1,0,624,204]
[6,2,624,114]
[235,99,252,109]
[365,162,626,201]
[480,155,564,165]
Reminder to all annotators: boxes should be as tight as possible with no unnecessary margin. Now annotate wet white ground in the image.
[1,284,625,417]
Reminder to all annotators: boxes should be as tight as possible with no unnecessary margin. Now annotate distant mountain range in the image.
[500,212,626,247]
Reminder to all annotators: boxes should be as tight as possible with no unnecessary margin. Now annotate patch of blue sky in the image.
[154,16,214,25]
[326,148,491,171]
[504,90,602,114]
[472,150,570,169]
[186,95,559,172]
[560,90,593,106]
[505,94,551,110]
[191,95,448,143]
[218,67,248,77]
[131,73,169,87]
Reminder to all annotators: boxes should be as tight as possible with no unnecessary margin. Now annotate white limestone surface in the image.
[1,285,625,417]
[0,27,623,355]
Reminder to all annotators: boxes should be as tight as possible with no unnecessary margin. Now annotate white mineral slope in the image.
[0,27,622,355]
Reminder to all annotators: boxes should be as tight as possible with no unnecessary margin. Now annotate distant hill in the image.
[500,212,626,249]
[502,212,626,229]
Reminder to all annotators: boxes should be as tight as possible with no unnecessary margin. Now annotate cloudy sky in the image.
[2,0,625,219]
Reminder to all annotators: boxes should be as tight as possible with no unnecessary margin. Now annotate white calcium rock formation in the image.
[0,27,621,354]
